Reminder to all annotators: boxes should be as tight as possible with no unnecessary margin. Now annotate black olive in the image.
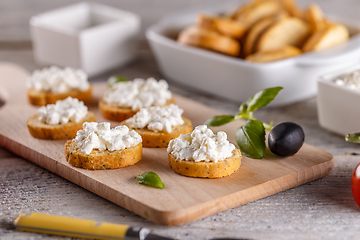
[268,122,305,157]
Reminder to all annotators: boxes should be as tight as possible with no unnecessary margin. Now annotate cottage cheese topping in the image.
[335,69,360,90]
[103,77,172,111]
[37,97,88,125]
[167,125,235,162]
[74,122,142,155]
[27,66,89,93]
[125,104,184,133]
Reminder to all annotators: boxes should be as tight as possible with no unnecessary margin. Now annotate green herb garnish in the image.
[107,75,129,87]
[345,151,360,155]
[136,172,165,189]
[236,119,266,159]
[205,86,283,159]
[346,132,360,143]
[345,133,360,155]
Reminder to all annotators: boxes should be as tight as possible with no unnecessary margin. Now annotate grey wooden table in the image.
[2,0,360,240]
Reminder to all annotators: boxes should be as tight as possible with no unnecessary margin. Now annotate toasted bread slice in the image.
[197,14,247,39]
[65,141,142,170]
[234,0,283,27]
[256,17,311,51]
[243,13,288,56]
[122,117,193,148]
[302,23,349,52]
[168,149,241,178]
[230,1,250,19]
[99,98,176,122]
[245,45,301,62]
[178,26,241,56]
[244,17,275,56]
[27,111,96,140]
[305,3,325,32]
[27,85,92,106]
[279,0,303,19]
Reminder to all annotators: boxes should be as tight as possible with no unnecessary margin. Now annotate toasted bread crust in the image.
[99,98,176,122]
[27,85,92,106]
[244,13,289,56]
[123,117,193,148]
[27,111,96,140]
[178,26,241,56]
[168,149,242,178]
[175,0,349,61]
[234,0,283,27]
[245,45,301,62]
[197,14,247,39]
[244,17,274,56]
[305,3,325,32]
[302,24,349,52]
[256,17,311,51]
[280,0,303,19]
[65,141,142,170]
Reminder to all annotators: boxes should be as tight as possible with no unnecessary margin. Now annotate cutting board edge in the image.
[144,156,335,226]
[1,132,334,226]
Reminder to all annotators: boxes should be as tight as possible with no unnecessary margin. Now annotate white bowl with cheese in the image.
[317,64,360,136]
[146,2,360,106]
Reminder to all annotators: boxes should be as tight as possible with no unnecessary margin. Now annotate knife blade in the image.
[14,212,173,240]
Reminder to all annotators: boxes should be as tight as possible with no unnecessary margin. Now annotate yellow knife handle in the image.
[14,212,130,240]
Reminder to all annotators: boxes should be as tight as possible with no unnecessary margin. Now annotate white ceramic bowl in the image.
[30,2,140,77]
[146,2,360,106]
[317,64,360,136]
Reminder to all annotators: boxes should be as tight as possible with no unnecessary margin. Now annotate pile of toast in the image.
[177,0,349,63]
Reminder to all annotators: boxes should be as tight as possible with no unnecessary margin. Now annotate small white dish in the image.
[30,2,140,77]
[317,64,360,135]
[146,2,360,106]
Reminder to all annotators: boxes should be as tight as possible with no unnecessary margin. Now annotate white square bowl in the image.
[146,2,360,106]
[318,64,360,136]
[30,2,140,77]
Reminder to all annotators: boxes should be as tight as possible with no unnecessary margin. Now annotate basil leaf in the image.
[345,132,360,143]
[345,152,360,155]
[205,115,236,127]
[235,120,266,159]
[107,75,129,87]
[136,172,164,189]
[246,87,283,112]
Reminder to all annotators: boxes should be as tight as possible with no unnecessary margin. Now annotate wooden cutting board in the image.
[0,62,334,226]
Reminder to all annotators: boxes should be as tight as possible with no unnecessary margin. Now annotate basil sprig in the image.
[345,133,360,155]
[345,132,360,143]
[136,171,165,189]
[205,86,283,159]
[107,75,129,87]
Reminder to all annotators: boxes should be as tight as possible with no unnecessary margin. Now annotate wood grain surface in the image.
[0,62,334,226]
